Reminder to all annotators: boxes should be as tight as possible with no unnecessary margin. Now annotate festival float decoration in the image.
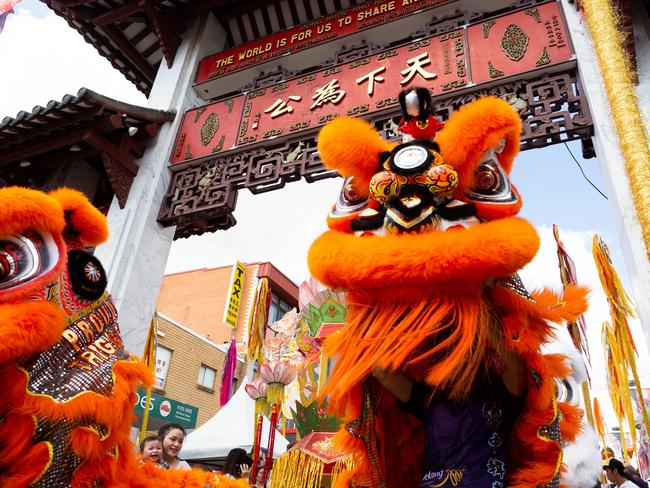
[269,281,351,488]
[245,377,269,484]
[258,358,296,484]
[271,404,349,488]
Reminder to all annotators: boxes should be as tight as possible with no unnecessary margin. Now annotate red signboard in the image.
[237,31,467,147]
[195,0,456,83]
[172,2,573,165]
[467,2,572,85]
[170,96,244,164]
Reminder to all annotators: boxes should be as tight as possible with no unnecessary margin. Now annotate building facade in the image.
[142,312,248,431]
[140,262,298,432]
[157,262,298,348]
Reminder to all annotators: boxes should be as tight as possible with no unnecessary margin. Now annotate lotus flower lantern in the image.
[259,359,296,406]
[245,377,269,417]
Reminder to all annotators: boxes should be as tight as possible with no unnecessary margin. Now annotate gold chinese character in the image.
[356,66,386,96]
[400,52,437,85]
[264,95,302,118]
[310,79,346,110]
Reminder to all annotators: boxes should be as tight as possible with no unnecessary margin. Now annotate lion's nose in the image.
[400,195,421,208]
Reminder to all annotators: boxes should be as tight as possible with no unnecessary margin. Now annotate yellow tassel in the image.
[267,383,285,408]
[247,278,270,364]
[582,0,650,262]
[255,397,269,418]
[595,236,649,455]
[268,442,354,488]
[617,414,630,463]
[594,397,608,449]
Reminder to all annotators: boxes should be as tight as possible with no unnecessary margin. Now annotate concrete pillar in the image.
[95,13,227,354]
[561,1,650,338]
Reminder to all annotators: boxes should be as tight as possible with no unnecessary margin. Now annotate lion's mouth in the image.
[351,196,479,237]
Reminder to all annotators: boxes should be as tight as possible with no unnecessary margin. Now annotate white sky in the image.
[2,1,648,431]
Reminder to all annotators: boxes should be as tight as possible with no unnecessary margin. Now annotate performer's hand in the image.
[371,366,413,403]
[239,463,251,480]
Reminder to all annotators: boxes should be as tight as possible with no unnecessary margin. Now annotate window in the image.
[232,377,238,392]
[198,365,216,389]
[268,292,292,325]
[155,346,172,390]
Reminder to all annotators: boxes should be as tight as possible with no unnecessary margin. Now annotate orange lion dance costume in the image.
[0,187,247,487]
[308,93,590,487]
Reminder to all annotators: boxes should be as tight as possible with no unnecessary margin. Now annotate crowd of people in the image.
[138,421,650,488]
[137,422,265,485]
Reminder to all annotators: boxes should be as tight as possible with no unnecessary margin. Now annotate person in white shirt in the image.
[604,458,638,487]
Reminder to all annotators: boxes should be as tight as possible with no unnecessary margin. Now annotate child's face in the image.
[142,439,162,461]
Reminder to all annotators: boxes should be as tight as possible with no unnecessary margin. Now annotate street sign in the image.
[134,388,199,429]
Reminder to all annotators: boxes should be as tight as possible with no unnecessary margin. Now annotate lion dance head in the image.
[308,94,594,487]
[0,188,245,487]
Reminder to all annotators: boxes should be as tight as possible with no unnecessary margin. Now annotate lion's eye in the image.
[0,230,59,291]
[555,379,574,403]
[342,179,363,205]
[466,160,514,201]
[475,164,499,191]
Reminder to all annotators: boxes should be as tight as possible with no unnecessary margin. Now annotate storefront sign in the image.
[223,261,246,328]
[172,2,572,165]
[155,346,172,390]
[134,388,198,429]
[196,0,456,82]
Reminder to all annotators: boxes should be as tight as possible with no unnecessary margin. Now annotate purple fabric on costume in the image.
[419,378,516,488]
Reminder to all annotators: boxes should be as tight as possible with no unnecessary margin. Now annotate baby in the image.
[139,436,169,468]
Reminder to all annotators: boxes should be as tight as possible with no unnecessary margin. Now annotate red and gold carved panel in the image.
[236,31,468,147]
[467,2,572,85]
[170,95,245,164]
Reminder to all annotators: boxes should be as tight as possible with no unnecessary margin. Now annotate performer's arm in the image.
[371,366,413,402]
[489,329,527,396]
[372,367,430,419]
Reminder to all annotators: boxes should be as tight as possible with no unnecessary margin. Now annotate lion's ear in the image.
[317,117,393,197]
[436,96,521,192]
[48,189,108,247]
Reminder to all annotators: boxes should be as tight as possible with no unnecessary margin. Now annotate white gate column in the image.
[95,14,227,354]
[562,1,650,338]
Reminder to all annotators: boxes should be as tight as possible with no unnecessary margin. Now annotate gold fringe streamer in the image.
[247,278,270,365]
[594,397,609,449]
[603,321,637,459]
[267,383,286,408]
[255,397,269,418]
[594,236,650,451]
[139,313,157,442]
[269,449,354,488]
[582,0,650,260]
